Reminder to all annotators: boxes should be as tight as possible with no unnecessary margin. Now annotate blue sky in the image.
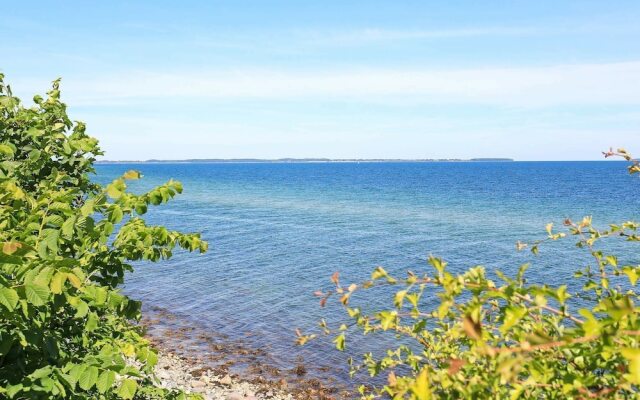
[2,1,640,160]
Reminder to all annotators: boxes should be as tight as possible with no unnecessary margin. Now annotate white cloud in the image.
[307,27,542,45]
[34,61,640,108]
[300,23,640,46]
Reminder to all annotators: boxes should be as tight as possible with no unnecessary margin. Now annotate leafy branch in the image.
[0,74,206,399]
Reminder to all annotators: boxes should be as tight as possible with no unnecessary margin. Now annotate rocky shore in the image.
[142,306,352,399]
[154,351,294,400]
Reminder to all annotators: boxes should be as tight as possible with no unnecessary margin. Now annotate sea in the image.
[94,161,639,389]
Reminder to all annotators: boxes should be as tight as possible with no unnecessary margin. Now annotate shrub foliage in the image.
[0,75,207,399]
[302,149,640,398]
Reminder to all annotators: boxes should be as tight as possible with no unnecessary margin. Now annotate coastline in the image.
[142,306,352,400]
[153,351,292,400]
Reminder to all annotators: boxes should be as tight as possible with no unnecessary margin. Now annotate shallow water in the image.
[95,161,639,387]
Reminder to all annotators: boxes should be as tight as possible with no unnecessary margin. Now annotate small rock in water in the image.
[292,364,306,376]
[220,374,233,385]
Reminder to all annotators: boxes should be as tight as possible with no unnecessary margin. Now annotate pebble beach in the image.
[154,351,294,400]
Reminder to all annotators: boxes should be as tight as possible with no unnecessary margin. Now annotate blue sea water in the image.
[95,161,638,386]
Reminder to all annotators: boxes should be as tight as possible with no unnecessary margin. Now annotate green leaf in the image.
[555,285,569,305]
[2,181,25,200]
[411,368,431,400]
[5,384,23,398]
[545,222,553,235]
[74,301,89,318]
[0,252,22,264]
[602,296,634,320]
[96,370,115,393]
[406,293,420,308]
[0,287,19,311]
[24,283,50,306]
[394,290,407,308]
[106,184,122,199]
[621,348,640,384]
[334,333,345,351]
[80,200,95,217]
[122,170,141,180]
[149,191,162,205]
[78,365,99,390]
[50,272,67,294]
[85,313,99,332]
[61,216,76,238]
[146,349,158,367]
[28,149,41,160]
[134,202,148,215]
[41,229,60,252]
[109,205,123,224]
[35,266,54,285]
[93,287,108,305]
[622,266,640,286]
[0,144,14,156]
[578,309,601,336]
[117,379,138,399]
[428,256,447,276]
[516,263,530,283]
[500,306,527,334]
[66,272,82,289]
[67,364,86,388]
[437,300,452,320]
[371,266,387,280]
[379,311,397,330]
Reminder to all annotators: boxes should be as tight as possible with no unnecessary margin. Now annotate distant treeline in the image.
[97,157,515,163]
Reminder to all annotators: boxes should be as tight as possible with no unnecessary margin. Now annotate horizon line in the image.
[94,157,623,164]
[97,157,515,163]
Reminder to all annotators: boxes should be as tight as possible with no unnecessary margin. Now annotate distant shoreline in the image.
[96,157,515,164]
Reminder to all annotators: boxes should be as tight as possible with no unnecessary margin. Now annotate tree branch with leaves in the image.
[0,74,207,399]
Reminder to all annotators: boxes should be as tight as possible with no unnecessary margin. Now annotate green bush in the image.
[301,150,640,398]
[0,75,207,399]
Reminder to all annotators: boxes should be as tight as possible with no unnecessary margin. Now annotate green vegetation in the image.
[302,150,640,398]
[0,75,207,399]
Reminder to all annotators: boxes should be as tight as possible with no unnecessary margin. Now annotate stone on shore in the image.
[154,351,294,400]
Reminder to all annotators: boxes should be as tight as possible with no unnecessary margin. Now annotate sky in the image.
[1,1,640,161]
